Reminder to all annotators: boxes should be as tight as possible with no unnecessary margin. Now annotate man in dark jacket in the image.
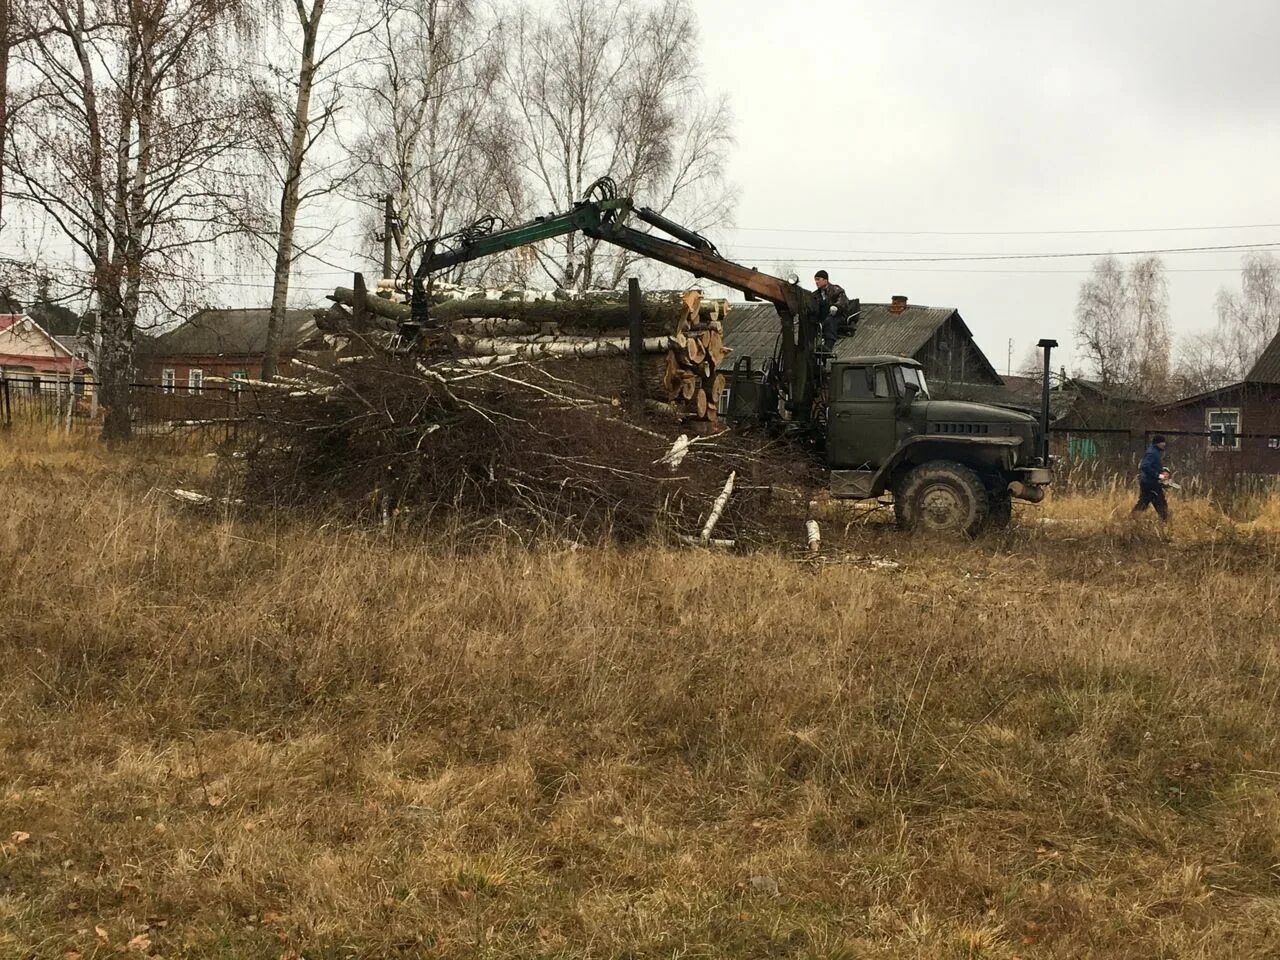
[813,270,849,353]
[1132,435,1170,521]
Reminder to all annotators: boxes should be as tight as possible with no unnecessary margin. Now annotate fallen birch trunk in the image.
[452,336,671,359]
[679,534,736,549]
[206,376,297,391]
[451,317,542,336]
[806,519,821,553]
[656,434,691,470]
[701,471,736,543]
[329,286,723,333]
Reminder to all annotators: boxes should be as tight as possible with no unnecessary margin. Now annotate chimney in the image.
[889,295,908,315]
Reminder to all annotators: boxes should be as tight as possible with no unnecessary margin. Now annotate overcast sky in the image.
[685,0,1280,372]
[7,0,1278,373]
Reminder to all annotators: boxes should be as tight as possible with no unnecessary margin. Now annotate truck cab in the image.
[823,356,1052,534]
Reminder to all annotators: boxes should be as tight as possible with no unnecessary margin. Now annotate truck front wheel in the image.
[894,461,990,536]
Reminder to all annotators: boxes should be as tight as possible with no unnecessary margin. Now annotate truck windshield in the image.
[900,366,930,399]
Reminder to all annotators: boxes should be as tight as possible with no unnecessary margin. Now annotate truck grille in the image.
[930,422,991,435]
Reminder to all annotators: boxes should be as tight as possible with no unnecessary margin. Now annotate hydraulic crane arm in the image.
[402,178,819,414]
[408,199,805,312]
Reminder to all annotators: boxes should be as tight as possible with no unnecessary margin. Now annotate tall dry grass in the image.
[2,438,1280,958]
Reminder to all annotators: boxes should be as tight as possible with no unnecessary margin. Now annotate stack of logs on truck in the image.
[317,280,733,425]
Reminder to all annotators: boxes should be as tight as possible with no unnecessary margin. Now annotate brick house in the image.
[0,314,93,392]
[1148,334,1280,479]
[137,307,318,392]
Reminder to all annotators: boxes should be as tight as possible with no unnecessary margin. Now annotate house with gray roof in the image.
[1148,328,1280,475]
[721,296,1016,403]
[137,307,318,392]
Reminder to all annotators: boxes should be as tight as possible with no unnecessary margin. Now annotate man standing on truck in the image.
[1132,435,1170,522]
[813,270,850,353]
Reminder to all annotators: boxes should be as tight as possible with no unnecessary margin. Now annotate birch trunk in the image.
[329,287,722,333]
[701,471,735,542]
[454,336,671,359]
[0,0,9,228]
[264,0,326,382]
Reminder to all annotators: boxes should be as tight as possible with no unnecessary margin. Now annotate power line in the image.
[746,265,1253,275]
[733,240,1280,265]
[198,238,1278,279]
[725,241,1280,256]
[724,221,1280,237]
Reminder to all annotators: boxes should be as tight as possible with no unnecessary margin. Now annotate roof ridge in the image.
[0,313,75,356]
[1245,328,1280,384]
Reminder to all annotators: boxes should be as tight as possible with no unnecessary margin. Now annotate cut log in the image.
[656,434,691,470]
[806,520,821,554]
[705,329,728,366]
[316,300,397,334]
[701,471,736,542]
[694,388,708,418]
[452,336,671,358]
[662,351,680,394]
[678,534,735,549]
[668,371,696,400]
[708,373,727,404]
[685,336,705,364]
[450,317,542,336]
[330,287,725,334]
[676,289,703,335]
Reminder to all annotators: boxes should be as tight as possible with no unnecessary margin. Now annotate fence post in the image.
[1,378,9,430]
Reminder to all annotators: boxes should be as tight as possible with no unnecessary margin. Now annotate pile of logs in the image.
[662,290,731,422]
[317,279,733,423]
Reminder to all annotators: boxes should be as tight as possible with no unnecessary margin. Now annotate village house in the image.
[721,296,1014,402]
[0,314,93,394]
[1148,332,1280,479]
[137,307,319,392]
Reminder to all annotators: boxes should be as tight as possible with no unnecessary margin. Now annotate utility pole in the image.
[1007,338,1014,376]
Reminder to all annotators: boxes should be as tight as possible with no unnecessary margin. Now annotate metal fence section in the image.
[1050,425,1280,496]
[0,378,264,446]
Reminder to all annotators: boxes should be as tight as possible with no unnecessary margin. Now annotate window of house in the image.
[188,368,203,395]
[161,368,175,394]
[1207,409,1241,450]
[1269,436,1279,450]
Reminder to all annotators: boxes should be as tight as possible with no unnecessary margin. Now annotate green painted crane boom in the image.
[401,181,818,414]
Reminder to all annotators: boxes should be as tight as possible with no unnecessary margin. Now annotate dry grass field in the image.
[3,434,1280,958]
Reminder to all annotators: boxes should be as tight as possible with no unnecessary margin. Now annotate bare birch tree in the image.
[1214,253,1280,377]
[0,0,39,232]
[503,0,734,290]
[1173,254,1280,392]
[0,0,13,229]
[7,0,263,440]
[1128,255,1171,396]
[1075,256,1131,390]
[1074,254,1170,398]
[345,0,524,286]
[260,0,373,380]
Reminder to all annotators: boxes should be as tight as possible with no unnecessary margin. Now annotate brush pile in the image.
[233,283,817,544]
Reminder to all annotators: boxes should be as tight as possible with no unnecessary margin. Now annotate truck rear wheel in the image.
[895,461,990,537]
